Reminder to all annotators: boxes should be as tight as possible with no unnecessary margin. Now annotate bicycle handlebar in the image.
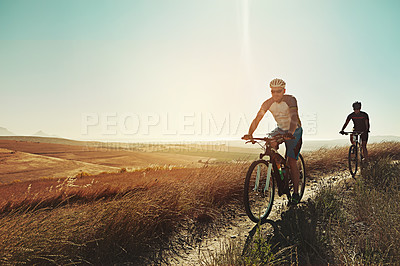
[242,134,295,144]
[340,131,366,136]
[243,138,266,144]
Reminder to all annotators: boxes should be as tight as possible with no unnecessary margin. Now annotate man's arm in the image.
[340,117,351,133]
[247,109,266,136]
[288,107,299,135]
[285,96,299,135]
[365,119,370,132]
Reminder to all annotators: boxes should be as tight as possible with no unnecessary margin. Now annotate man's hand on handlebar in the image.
[242,134,256,144]
[242,134,253,140]
[283,132,295,140]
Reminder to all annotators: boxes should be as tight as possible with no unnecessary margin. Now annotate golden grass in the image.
[303,141,400,178]
[1,141,400,264]
[347,157,400,264]
[0,163,248,264]
[0,163,247,214]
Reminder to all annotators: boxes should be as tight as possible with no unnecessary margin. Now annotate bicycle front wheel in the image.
[243,160,275,223]
[348,144,358,177]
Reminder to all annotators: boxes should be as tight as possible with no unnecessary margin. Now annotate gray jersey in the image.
[260,94,301,131]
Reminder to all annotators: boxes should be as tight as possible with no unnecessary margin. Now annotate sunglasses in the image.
[271,89,284,94]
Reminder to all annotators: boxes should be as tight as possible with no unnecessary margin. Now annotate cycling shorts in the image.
[270,127,303,160]
[361,132,369,142]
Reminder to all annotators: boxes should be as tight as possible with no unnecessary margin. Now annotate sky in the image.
[0,0,399,142]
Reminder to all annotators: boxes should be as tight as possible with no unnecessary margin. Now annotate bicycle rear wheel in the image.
[297,154,306,200]
[348,144,358,177]
[243,160,275,223]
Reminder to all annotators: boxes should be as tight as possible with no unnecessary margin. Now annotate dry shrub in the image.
[348,157,400,264]
[321,154,400,264]
[361,156,400,191]
[368,141,400,160]
[302,146,349,178]
[348,185,400,264]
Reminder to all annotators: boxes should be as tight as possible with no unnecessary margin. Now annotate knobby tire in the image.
[348,144,358,177]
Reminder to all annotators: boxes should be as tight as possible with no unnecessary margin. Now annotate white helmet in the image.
[269,78,286,89]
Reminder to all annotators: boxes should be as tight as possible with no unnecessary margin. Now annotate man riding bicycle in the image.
[340,101,370,161]
[243,78,303,205]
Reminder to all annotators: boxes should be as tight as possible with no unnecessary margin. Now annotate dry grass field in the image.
[0,139,399,264]
[0,163,247,264]
[0,139,246,184]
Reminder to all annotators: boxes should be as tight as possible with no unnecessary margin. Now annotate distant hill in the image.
[0,127,16,136]
[369,135,400,142]
[226,135,400,151]
[306,135,400,149]
[0,136,89,146]
[1,134,398,152]
[32,130,56,137]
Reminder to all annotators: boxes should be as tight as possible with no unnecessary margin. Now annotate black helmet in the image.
[352,101,361,110]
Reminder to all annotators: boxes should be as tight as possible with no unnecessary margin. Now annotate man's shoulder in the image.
[282,94,297,106]
[348,112,355,117]
[348,111,369,119]
[361,111,369,119]
[261,97,274,109]
[283,94,296,99]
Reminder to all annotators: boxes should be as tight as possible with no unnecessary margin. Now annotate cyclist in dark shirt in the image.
[340,101,370,160]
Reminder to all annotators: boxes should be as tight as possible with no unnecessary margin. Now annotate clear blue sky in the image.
[1,0,399,141]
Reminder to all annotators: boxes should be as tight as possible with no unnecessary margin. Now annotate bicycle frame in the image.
[246,136,287,162]
[342,130,363,139]
[343,131,364,151]
[246,136,289,194]
[342,131,364,177]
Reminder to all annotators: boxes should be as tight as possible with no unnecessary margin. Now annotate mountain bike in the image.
[341,131,365,178]
[242,134,306,223]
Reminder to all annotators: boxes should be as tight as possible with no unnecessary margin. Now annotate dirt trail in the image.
[170,171,352,265]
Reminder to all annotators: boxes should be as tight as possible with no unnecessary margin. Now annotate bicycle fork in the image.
[253,162,273,193]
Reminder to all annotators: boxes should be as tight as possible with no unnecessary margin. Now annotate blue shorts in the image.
[269,127,303,160]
